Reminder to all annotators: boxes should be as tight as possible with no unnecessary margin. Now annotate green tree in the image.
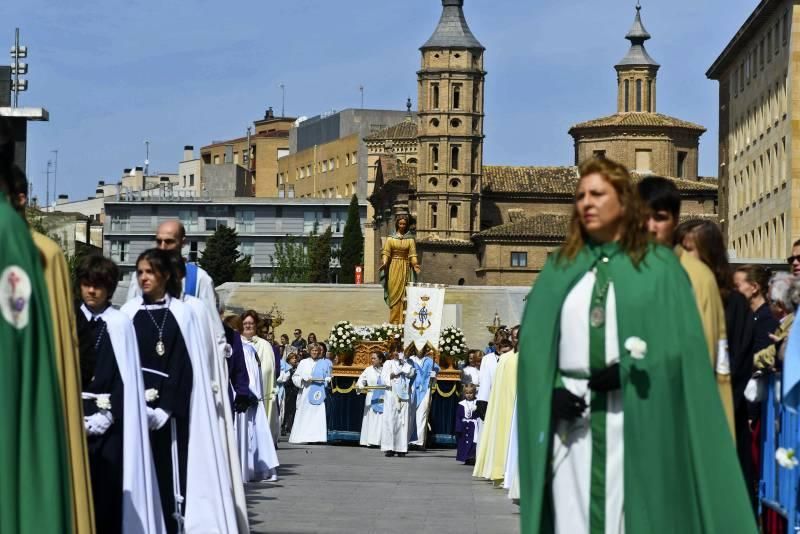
[270,236,309,283]
[198,225,251,284]
[339,194,363,283]
[307,224,333,283]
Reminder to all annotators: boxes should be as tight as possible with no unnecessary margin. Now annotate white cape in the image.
[288,358,328,444]
[100,306,166,534]
[122,297,240,534]
[237,343,279,481]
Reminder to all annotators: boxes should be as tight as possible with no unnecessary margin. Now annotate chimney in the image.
[56,194,69,205]
[183,145,194,161]
[265,106,275,120]
[97,180,105,186]
[95,188,104,198]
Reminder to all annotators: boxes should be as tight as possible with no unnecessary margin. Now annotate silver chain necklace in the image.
[143,299,170,356]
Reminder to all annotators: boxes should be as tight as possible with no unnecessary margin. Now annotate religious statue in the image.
[379,216,421,324]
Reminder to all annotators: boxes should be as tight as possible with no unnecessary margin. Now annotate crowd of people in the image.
[3,101,799,534]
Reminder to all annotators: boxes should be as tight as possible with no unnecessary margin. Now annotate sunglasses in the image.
[788,255,800,264]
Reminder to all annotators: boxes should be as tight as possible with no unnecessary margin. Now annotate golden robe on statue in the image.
[32,232,96,534]
[381,233,419,325]
[473,350,518,483]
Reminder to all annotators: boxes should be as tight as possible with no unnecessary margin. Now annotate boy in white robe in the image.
[357,352,385,447]
[381,353,416,457]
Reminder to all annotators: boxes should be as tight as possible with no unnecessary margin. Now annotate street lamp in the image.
[10,28,28,107]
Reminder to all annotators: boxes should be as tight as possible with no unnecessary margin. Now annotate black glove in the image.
[476,400,488,420]
[587,363,621,392]
[551,388,587,421]
[233,394,251,414]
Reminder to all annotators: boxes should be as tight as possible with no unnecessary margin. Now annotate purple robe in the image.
[224,324,251,409]
[455,401,477,463]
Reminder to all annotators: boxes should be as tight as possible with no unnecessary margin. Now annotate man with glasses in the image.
[127,220,216,313]
[291,329,307,351]
[788,239,800,275]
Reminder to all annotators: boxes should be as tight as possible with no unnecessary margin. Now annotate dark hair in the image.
[735,264,772,296]
[307,332,317,342]
[793,238,800,249]
[280,333,289,342]
[395,215,410,232]
[561,158,649,265]
[675,219,733,298]
[637,176,681,219]
[241,310,261,328]
[76,254,120,298]
[136,248,181,298]
[166,250,186,279]
[9,165,27,214]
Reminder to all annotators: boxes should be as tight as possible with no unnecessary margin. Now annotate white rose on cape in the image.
[95,395,112,411]
[145,389,159,403]
[777,448,799,469]
[624,337,647,360]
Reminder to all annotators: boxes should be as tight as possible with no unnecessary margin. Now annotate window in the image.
[449,204,458,229]
[189,174,195,187]
[205,218,228,231]
[472,86,479,112]
[304,210,324,233]
[451,145,460,171]
[110,241,129,263]
[345,153,350,166]
[511,252,528,267]
[647,80,652,112]
[352,152,358,165]
[239,241,254,259]
[431,145,439,171]
[432,84,440,109]
[236,209,255,233]
[676,151,688,178]
[187,241,199,263]
[453,84,461,109]
[332,210,345,233]
[213,155,220,164]
[635,149,652,172]
[593,150,606,159]
[429,203,438,229]
[635,79,642,111]
[287,185,295,198]
[178,209,199,232]
[205,205,229,231]
[110,210,130,231]
[624,80,630,111]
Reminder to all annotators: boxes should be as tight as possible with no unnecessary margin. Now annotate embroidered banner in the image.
[403,284,446,352]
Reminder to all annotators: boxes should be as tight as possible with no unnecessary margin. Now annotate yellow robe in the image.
[473,350,518,482]
[31,232,95,534]
[381,234,418,324]
[677,247,735,439]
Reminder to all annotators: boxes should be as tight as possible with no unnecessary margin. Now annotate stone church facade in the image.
[367,0,718,286]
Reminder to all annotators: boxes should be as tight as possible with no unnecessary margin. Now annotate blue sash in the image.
[185,262,199,297]
[411,357,438,406]
[370,373,385,414]
[308,359,329,405]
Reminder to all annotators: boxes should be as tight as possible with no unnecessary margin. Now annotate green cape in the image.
[517,242,755,533]
[0,196,72,532]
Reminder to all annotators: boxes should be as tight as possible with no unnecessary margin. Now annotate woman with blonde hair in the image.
[517,158,754,533]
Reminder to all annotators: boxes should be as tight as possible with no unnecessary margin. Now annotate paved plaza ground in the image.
[245,439,521,534]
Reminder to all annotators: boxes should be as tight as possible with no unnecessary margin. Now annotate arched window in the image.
[429,203,438,229]
[408,158,418,166]
[432,84,440,109]
[473,86,479,112]
[449,204,459,229]
[453,85,461,109]
[431,145,439,171]
[647,80,652,112]
[624,80,630,112]
[636,79,642,111]
[451,145,460,171]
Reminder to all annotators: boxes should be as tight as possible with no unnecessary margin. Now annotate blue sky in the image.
[3,0,758,203]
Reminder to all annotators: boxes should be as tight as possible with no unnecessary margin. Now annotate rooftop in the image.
[616,5,659,68]
[569,112,706,132]
[707,0,778,79]
[364,120,418,141]
[421,0,484,51]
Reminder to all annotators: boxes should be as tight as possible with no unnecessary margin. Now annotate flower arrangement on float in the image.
[367,323,404,344]
[439,326,468,360]
[327,320,357,354]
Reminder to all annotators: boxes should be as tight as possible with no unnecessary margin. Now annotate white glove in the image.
[148,407,171,430]
[84,411,114,436]
[744,377,765,402]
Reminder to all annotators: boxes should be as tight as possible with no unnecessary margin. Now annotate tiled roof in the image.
[421,0,484,51]
[482,166,579,195]
[475,213,570,241]
[569,112,705,132]
[416,235,475,248]
[365,120,418,141]
[630,172,718,193]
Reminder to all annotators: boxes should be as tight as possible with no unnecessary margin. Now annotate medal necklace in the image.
[144,302,170,356]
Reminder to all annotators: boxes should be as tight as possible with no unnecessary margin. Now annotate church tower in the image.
[615,4,660,113]
[416,0,485,242]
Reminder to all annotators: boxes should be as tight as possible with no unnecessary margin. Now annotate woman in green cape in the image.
[517,158,755,533]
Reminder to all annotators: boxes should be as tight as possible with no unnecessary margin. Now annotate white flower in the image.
[95,394,112,411]
[145,389,159,403]
[777,448,799,469]
[337,328,343,334]
[624,337,647,360]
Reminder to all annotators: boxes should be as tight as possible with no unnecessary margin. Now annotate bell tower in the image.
[416,0,485,242]
[615,5,660,113]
